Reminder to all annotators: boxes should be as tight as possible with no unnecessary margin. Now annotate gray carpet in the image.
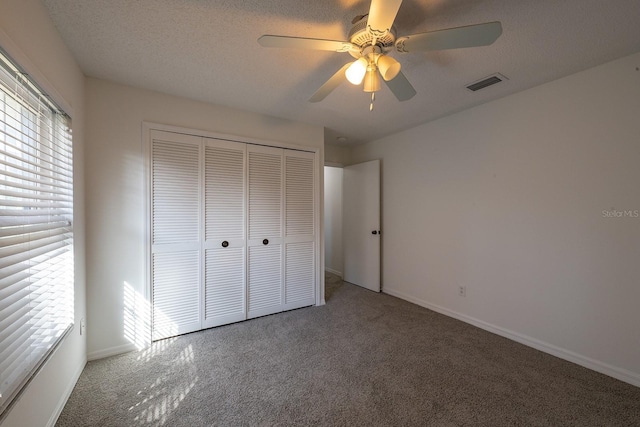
[56,273,640,426]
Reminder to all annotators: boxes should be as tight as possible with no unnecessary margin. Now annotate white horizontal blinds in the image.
[151,132,201,339]
[283,151,315,308]
[247,145,283,317]
[203,140,246,327]
[0,51,73,415]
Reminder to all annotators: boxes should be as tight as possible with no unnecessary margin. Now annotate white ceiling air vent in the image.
[466,73,508,92]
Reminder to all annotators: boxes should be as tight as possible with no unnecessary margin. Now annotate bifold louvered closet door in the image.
[283,150,316,310]
[203,139,247,329]
[247,145,284,318]
[150,130,315,340]
[246,145,316,319]
[151,132,202,340]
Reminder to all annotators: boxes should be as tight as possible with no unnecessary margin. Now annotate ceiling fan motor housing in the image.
[348,15,397,59]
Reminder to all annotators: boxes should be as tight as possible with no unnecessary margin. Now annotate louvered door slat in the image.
[248,245,282,316]
[151,132,202,340]
[203,139,246,327]
[204,247,245,326]
[285,156,314,237]
[285,242,315,305]
[152,251,200,340]
[247,145,283,318]
[248,150,282,240]
[283,150,315,310]
[152,140,200,245]
[205,144,245,240]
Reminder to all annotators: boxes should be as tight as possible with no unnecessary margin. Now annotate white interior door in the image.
[343,159,380,292]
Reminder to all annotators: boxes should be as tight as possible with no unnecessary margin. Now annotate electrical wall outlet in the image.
[458,286,466,297]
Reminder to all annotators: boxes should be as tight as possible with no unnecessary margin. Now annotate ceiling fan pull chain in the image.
[370,92,375,111]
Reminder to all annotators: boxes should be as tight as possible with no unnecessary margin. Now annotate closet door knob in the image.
[372,230,378,235]
[221,241,229,248]
[263,239,269,245]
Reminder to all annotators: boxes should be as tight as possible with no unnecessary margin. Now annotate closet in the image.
[149,129,316,340]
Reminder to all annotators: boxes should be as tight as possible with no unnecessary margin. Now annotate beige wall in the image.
[351,52,640,386]
[324,167,343,276]
[84,77,324,358]
[0,1,87,426]
[324,143,351,166]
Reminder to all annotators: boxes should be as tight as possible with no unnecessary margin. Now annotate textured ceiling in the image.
[42,0,640,145]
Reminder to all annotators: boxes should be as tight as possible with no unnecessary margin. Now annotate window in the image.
[0,49,74,417]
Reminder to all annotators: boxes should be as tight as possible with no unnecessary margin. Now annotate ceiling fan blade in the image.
[396,21,502,53]
[258,35,354,53]
[367,0,403,36]
[384,71,416,101]
[309,63,351,103]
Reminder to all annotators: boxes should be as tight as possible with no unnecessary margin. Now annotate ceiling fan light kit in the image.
[345,57,368,85]
[258,0,503,109]
[363,65,381,93]
[377,55,401,81]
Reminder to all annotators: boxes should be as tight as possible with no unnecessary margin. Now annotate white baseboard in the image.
[46,358,86,427]
[325,268,343,277]
[383,287,640,388]
[87,343,137,361]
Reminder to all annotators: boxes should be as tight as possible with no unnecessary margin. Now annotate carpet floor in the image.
[56,273,640,426]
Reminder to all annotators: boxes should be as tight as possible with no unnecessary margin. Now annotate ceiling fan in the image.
[258,0,502,110]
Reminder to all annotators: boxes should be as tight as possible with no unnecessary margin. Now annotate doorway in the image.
[324,161,381,294]
[324,166,344,278]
